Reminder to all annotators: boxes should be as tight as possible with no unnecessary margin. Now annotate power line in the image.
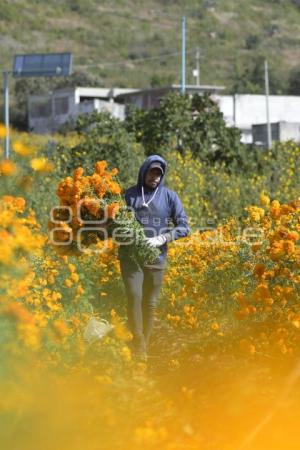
[76,49,196,69]
[97,8,204,23]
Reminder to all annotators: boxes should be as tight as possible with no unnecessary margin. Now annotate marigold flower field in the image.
[1,128,300,450]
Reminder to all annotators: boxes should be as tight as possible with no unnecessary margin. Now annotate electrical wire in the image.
[76,49,197,69]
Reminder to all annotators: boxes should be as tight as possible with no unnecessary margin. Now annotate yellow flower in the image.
[64,278,73,288]
[68,263,76,273]
[76,285,84,295]
[120,346,132,362]
[0,123,7,138]
[260,192,270,208]
[13,141,33,156]
[247,206,265,222]
[70,272,79,283]
[30,157,54,172]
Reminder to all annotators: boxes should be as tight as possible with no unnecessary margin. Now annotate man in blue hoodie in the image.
[118,154,190,359]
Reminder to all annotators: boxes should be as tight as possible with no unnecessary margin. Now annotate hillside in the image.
[1,0,300,94]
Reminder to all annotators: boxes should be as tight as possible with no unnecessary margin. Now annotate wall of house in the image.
[214,94,300,143]
[28,91,125,133]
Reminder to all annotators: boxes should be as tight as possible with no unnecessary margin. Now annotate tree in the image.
[126,92,245,168]
[287,65,300,95]
[231,55,286,95]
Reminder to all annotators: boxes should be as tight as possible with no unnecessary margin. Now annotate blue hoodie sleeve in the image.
[124,190,131,206]
[163,191,190,242]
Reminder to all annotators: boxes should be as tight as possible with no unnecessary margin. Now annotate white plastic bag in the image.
[83,317,114,344]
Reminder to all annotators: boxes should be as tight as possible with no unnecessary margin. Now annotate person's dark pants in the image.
[119,258,165,352]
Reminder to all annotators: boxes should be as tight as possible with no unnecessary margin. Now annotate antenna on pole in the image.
[264,59,272,149]
[181,16,186,94]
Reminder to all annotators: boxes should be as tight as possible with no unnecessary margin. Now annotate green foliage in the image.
[48,112,145,188]
[110,208,160,265]
[0,1,19,21]
[150,73,176,87]
[231,55,286,95]
[126,92,245,167]
[287,65,300,94]
[126,93,191,156]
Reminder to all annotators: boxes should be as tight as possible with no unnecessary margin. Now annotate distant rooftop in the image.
[33,86,140,99]
[115,84,225,99]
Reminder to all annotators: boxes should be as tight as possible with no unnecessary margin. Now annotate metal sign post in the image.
[3,71,10,159]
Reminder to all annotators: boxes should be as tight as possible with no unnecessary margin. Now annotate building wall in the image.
[28,90,125,133]
[279,122,300,142]
[252,122,300,146]
[214,94,300,143]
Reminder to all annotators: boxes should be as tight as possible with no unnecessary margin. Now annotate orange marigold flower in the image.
[253,263,266,278]
[73,167,84,180]
[0,159,17,176]
[95,160,108,174]
[52,319,71,337]
[288,231,299,242]
[270,200,281,219]
[2,195,26,213]
[3,302,34,324]
[108,181,121,195]
[282,240,295,254]
[106,202,120,219]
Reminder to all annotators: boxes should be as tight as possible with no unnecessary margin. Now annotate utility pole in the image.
[264,60,272,150]
[195,47,200,85]
[3,71,10,159]
[181,16,186,94]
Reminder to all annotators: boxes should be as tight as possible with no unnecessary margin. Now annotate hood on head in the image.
[137,154,167,189]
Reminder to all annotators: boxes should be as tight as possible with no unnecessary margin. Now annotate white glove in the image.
[146,234,167,247]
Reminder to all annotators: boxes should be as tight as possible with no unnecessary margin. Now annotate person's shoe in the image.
[130,335,148,362]
[135,349,148,363]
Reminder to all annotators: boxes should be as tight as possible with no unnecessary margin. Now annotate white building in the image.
[252,122,300,146]
[28,87,300,145]
[213,94,300,143]
[28,86,139,133]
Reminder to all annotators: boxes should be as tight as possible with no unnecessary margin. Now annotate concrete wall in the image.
[213,94,300,143]
[28,90,125,133]
[253,122,300,146]
[279,122,300,142]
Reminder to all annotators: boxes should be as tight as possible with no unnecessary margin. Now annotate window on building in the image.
[30,99,52,118]
[54,96,69,115]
